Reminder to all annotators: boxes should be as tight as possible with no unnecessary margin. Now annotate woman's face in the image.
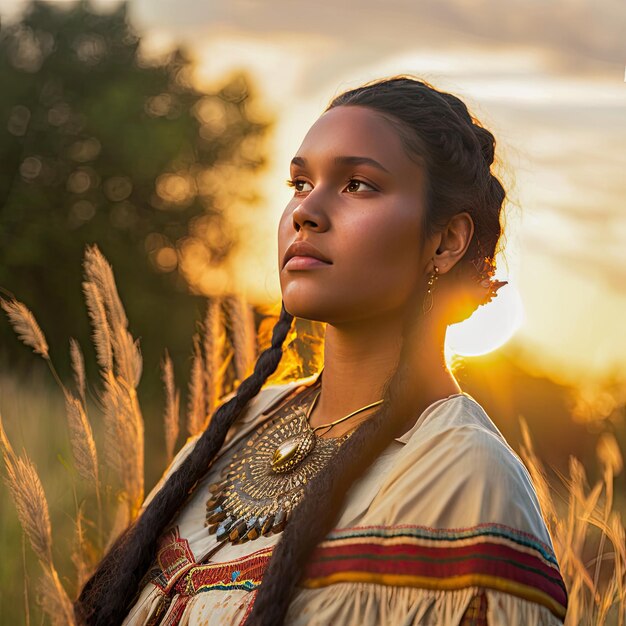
[278,104,430,325]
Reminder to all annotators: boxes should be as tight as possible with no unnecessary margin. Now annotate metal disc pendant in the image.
[271,430,316,473]
[204,385,350,547]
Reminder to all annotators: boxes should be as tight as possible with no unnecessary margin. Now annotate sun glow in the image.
[445,282,524,359]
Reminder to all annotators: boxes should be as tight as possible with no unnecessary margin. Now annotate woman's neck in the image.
[309,310,462,439]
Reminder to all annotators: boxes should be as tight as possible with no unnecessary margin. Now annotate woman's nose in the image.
[291,191,330,233]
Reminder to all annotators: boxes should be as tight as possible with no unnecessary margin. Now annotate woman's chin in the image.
[283,302,329,323]
[281,294,339,323]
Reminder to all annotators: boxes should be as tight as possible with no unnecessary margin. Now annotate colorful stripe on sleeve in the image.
[300,523,568,621]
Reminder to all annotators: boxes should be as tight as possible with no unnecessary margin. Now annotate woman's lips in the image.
[284,255,332,270]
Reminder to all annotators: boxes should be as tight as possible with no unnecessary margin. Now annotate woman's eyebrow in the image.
[290,155,390,174]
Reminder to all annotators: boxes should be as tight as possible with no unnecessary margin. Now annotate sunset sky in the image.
[2,0,625,388]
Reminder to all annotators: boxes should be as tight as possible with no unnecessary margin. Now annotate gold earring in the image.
[422,264,439,314]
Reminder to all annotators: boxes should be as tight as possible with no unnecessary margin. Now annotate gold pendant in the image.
[271,430,316,473]
[204,386,351,546]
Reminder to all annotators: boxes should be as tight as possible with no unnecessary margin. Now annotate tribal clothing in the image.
[122,374,568,625]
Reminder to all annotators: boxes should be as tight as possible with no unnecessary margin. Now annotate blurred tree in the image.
[0,1,272,393]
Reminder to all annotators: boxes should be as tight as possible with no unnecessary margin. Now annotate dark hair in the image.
[326,76,507,325]
[75,75,507,625]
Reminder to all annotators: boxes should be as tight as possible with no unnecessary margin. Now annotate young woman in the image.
[75,76,568,625]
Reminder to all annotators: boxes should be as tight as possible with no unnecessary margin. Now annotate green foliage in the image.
[0,0,272,392]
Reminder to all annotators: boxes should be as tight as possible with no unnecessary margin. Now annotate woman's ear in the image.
[434,212,474,273]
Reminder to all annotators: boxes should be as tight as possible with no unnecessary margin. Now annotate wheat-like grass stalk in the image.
[99,370,144,518]
[70,501,97,594]
[69,338,87,407]
[82,244,144,521]
[255,301,307,385]
[82,281,113,371]
[83,244,128,332]
[1,244,148,621]
[1,287,107,606]
[0,414,75,625]
[593,432,622,607]
[223,293,257,384]
[83,244,142,389]
[111,324,142,390]
[0,298,49,359]
[186,333,206,436]
[0,296,70,396]
[37,564,76,626]
[104,493,132,553]
[0,415,53,563]
[21,533,31,626]
[203,296,226,418]
[161,349,180,463]
[63,392,103,541]
[609,512,625,625]
[22,533,31,626]
[64,393,99,486]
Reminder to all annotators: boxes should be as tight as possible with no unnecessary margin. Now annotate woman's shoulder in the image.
[314,393,569,624]
[377,393,555,547]
[403,392,536,492]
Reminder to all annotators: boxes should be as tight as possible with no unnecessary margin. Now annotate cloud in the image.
[129,0,626,72]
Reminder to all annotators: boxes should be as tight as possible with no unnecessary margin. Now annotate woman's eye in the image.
[344,179,375,193]
[285,178,375,193]
[285,178,313,193]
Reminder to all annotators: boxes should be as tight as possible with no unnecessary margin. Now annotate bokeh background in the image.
[0,0,624,623]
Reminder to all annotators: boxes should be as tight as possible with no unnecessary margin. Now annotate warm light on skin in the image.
[444,281,525,359]
[277,105,430,326]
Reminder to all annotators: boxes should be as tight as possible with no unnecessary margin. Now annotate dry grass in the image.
[223,293,257,384]
[69,338,87,407]
[0,243,261,623]
[70,502,98,595]
[520,417,625,625]
[0,415,75,626]
[82,281,113,372]
[0,243,147,616]
[99,370,144,530]
[0,299,49,359]
[161,349,180,464]
[187,332,207,436]
[83,244,144,522]
[64,394,99,487]
[203,296,227,418]
[186,297,240,436]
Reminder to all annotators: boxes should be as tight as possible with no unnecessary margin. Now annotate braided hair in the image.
[74,75,507,625]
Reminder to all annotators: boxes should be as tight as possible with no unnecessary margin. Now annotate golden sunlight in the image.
[445,281,524,358]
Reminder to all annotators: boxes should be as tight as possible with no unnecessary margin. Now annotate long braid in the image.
[244,291,426,625]
[75,303,295,625]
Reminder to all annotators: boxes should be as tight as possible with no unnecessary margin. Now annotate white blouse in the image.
[122,373,568,625]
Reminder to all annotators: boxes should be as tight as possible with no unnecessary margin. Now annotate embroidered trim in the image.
[150,526,197,593]
[323,523,559,565]
[175,546,274,596]
[300,523,568,620]
[145,523,567,624]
